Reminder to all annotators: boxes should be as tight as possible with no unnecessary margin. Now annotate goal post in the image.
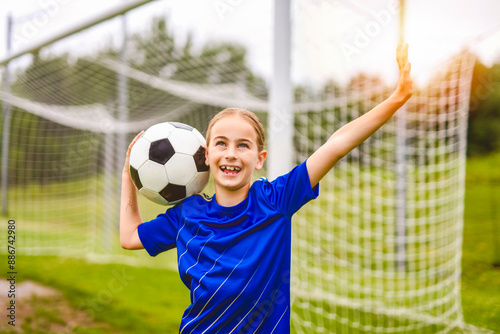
[395,0,408,271]
[268,0,294,181]
[1,13,13,216]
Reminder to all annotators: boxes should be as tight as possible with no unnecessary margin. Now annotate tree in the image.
[468,60,500,156]
[1,15,270,184]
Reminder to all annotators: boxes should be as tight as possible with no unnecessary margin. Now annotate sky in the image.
[0,0,499,88]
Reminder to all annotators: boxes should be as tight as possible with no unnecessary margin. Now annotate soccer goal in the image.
[0,0,485,332]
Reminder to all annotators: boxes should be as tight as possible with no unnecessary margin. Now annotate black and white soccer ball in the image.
[129,122,210,205]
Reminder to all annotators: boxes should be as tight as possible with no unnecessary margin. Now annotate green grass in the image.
[1,154,500,333]
[460,152,500,332]
[12,256,190,333]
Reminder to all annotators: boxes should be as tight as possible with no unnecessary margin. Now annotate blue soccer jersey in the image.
[138,160,319,333]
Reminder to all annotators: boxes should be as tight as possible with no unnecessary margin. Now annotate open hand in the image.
[395,43,413,102]
[122,131,144,176]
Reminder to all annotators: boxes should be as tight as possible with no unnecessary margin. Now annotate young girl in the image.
[120,43,413,333]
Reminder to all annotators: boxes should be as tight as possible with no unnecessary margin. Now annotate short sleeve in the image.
[137,205,181,257]
[262,160,319,217]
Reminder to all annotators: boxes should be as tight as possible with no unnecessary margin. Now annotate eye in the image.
[238,143,249,148]
[215,140,226,147]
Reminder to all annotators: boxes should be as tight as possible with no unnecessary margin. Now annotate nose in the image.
[224,145,237,161]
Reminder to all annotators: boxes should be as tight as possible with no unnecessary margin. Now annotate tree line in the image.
[0,17,498,185]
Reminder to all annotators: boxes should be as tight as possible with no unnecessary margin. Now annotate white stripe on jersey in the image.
[176,219,187,242]
[177,225,201,264]
[180,247,250,334]
[185,235,214,276]
[183,244,231,320]
[270,306,288,334]
[201,259,266,334]
[228,266,278,334]
[189,249,225,308]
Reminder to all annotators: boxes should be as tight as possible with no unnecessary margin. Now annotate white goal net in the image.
[291,52,476,333]
[0,0,484,332]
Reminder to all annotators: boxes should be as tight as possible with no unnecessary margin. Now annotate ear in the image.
[255,150,267,171]
[204,145,210,166]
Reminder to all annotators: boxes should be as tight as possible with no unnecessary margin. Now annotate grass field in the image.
[1,153,499,333]
[460,153,500,332]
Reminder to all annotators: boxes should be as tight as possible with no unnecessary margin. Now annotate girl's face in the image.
[205,115,267,195]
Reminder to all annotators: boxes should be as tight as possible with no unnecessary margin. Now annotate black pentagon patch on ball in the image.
[149,138,175,164]
[160,183,187,203]
[129,166,142,189]
[193,146,209,172]
[170,122,193,131]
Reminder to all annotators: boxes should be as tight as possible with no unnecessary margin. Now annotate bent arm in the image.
[120,131,145,250]
[307,43,413,188]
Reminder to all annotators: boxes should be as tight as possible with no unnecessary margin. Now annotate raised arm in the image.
[307,43,413,188]
[120,131,145,250]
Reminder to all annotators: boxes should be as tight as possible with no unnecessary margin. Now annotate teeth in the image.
[221,166,241,171]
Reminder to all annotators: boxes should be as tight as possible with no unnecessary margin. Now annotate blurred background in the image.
[0,0,499,333]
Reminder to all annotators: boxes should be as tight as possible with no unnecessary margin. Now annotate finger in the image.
[133,131,144,144]
[405,61,411,74]
[402,43,409,61]
[396,43,404,69]
[127,131,144,154]
[397,43,409,71]
[397,53,404,71]
[133,130,144,141]
[401,63,412,89]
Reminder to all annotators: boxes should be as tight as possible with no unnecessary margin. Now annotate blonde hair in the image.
[205,108,266,152]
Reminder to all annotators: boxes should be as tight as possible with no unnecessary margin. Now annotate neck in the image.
[214,184,250,207]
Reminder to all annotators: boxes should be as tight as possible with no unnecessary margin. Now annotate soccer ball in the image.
[129,122,210,205]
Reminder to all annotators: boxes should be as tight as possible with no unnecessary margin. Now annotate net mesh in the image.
[0,1,484,332]
[291,52,475,333]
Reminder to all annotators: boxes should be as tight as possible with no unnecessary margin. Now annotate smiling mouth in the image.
[220,165,242,175]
